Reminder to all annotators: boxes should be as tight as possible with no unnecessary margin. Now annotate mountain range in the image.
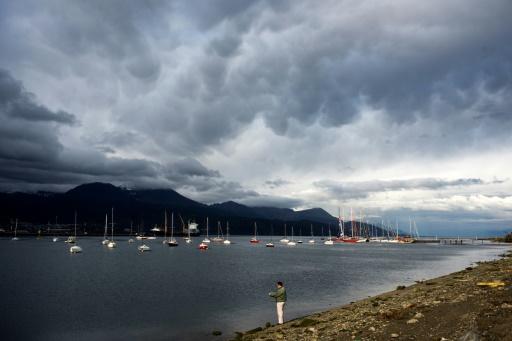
[0,182,380,236]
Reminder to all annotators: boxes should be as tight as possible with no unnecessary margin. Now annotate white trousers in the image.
[276,302,285,324]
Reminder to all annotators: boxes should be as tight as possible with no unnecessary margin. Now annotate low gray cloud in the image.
[238,195,304,209]
[264,178,291,188]
[315,178,487,200]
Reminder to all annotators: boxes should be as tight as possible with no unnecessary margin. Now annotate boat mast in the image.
[171,212,174,240]
[164,210,168,241]
[206,217,209,238]
[350,208,354,238]
[111,207,114,242]
[104,214,108,239]
[341,208,345,237]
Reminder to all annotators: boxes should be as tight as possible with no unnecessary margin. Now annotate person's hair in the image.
[277,281,283,286]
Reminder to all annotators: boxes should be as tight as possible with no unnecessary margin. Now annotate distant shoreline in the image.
[234,247,512,341]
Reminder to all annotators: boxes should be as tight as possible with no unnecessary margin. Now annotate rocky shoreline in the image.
[233,248,512,341]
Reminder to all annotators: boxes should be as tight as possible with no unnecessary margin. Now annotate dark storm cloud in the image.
[147,0,512,154]
[2,0,511,155]
[315,178,487,200]
[0,69,269,204]
[0,69,209,192]
[0,0,511,222]
[0,69,76,125]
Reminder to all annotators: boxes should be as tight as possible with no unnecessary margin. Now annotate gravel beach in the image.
[233,247,512,341]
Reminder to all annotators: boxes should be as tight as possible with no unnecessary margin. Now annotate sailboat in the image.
[250,222,260,243]
[107,208,117,248]
[65,216,76,244]
[138,226,151,252]
[308,224,315,244]
[287,226,296,246]
[280,224,289,243]
[341,209,360,243]
[11,219,19,241]
[324,227,334,245]
[266,224,275,248]
[184,222,192,244]
[102,214,109,245]
[167,212,178,247]
[128,222,134,243]
[69,212,82,253]
[51,219,59,242]
[212,221,224,242]
[162,211,169,244]
[297,228,303,244]
[223,222,232,245]
[202,217,211,243]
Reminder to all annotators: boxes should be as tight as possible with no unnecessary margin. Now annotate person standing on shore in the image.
[268,281,287,324]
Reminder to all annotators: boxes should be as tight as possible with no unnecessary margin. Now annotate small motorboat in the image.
[198,242,209,250]
[65,236,76,244]
[138,244,151,252]
[107,241,117,248]
[265,242,275,248]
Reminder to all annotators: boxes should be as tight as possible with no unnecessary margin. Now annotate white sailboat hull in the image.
[70,245,82,253]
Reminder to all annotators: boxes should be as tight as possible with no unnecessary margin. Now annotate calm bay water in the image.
[0,236,508,340]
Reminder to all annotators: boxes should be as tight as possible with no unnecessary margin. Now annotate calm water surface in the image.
[0,236,508,340]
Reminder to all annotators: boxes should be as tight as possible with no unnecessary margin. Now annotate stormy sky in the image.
[1,0,511,235]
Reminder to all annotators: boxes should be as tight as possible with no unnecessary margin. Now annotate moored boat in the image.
[107,208,117,248]
[69,212,82,253]
[12,219,19,241]
[250,222,260,243]
[138,244,151,252]
[202,217,211,244]
[223,222,231,245]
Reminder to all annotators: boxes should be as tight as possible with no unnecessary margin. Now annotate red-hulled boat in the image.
[198,242,208,250]
[250,222,260,243]
[341,237,359,243]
